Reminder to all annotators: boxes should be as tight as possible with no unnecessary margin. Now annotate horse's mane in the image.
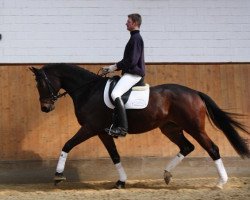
[43,63,100,80]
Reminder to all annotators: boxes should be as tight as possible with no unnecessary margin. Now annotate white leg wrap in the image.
[165,153,185,172]
[115,162,127,182]
[215,158,228,188]
[56,151,68,173]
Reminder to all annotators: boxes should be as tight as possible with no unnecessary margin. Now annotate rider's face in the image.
[126,18,138,32]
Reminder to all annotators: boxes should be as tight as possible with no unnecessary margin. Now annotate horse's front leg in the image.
[98,133,127,189]
[54,126,96,185]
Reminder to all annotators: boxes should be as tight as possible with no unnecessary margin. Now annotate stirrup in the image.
[105,124,119,138]
[110,127,127,137]
[105,124,114,136]
[105,124,127,137]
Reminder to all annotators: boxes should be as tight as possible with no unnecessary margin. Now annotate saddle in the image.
[104,76,150,110]
[108,76,145,105]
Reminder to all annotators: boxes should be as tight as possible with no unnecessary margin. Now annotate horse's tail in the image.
[198,91,250,158]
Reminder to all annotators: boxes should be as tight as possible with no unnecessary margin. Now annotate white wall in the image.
[0,0,250,63]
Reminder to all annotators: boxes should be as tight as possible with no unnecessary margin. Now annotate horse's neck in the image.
[58,69,99,98]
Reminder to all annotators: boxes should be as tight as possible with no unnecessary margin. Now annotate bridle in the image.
[37,68,107,103]
[38,69,67,102]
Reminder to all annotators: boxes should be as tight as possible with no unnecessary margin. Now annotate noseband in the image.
[38,70,67,102]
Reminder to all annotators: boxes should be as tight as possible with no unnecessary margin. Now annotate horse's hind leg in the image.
[188,130,228,188]
[160,123,195,184]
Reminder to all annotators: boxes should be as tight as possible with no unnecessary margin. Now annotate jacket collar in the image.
[130,30,140,36]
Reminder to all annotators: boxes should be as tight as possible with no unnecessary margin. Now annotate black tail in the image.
[198,92,250,158]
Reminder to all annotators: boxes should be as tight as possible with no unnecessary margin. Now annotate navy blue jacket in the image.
[116,30,145,77]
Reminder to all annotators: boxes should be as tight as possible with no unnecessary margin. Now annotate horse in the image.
[30,63,249,189]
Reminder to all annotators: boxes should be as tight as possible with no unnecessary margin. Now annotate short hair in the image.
[128,13,142,27]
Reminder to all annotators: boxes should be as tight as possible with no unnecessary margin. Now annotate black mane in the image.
[43,63,100,80]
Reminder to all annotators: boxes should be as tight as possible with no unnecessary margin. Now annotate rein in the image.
[40,69,106,102]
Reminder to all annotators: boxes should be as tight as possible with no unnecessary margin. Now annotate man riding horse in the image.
[102,13,145,137]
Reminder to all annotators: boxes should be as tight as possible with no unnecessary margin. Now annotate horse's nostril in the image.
[41,106,50,113]
[41,103,55,113]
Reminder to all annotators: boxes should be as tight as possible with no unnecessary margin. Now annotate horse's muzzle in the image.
[41,102,55,113]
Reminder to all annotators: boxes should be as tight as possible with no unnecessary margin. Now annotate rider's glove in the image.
[102,64,117,73]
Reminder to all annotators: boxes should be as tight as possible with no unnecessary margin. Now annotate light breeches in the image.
[111,73,142,101]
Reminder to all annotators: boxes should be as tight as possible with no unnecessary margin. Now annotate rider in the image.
[102,13,145,137]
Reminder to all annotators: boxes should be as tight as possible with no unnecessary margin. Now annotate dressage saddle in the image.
[108,76,145,105]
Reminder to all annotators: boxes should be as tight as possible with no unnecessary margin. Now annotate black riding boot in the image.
[105,97,128,137]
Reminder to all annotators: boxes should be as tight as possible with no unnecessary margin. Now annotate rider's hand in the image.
[102,64,117,73]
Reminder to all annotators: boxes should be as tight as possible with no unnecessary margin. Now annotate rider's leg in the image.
[107,73,141,137]
[111,73,142,101]
[112,97,128,134]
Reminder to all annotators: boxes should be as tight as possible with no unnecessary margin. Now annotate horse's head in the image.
[30,66,61,113]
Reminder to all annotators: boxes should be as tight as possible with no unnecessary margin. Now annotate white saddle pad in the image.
[103,79,150,109]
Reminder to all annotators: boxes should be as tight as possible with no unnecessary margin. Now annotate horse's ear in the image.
[29,66,38,75]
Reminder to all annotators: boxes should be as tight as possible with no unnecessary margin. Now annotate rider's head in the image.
[126,13,142,32]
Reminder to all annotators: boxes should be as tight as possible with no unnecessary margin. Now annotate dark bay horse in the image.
[30,63,249,189]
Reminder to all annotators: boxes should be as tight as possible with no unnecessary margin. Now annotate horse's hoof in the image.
[216,185,223,189]
[164,170,172,185]
[54,180,63,186]
[54,173,66,186]
[115,180,125,189]
[215,181,226,189]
